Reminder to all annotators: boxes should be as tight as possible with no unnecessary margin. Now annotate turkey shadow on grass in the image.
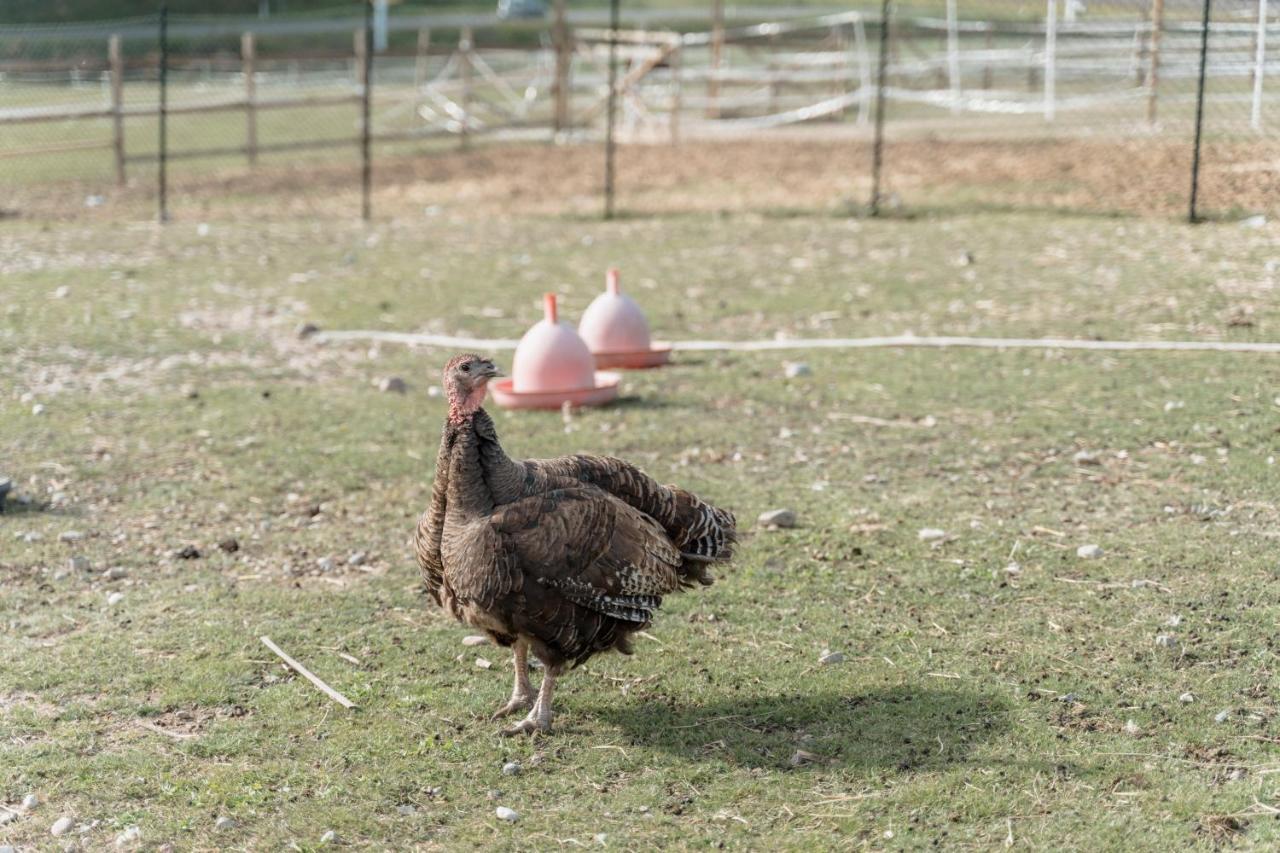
[599,685,1010,771]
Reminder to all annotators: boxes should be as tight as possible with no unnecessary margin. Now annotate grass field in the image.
[4,190,1280,850]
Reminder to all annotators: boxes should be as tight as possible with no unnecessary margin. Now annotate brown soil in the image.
[9,135,1277,222]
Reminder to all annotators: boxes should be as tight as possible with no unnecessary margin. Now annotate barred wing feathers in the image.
[528,454,737,578]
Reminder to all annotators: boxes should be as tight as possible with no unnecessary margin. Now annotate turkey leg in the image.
[501,663,562,736]
[490,640,534,720]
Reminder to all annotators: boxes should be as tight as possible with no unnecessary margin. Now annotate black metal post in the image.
[158,3,168,223]
[870,0,890,216]
[604,0,619,220]
[361,0,373,221]
[1188,0,1212,223]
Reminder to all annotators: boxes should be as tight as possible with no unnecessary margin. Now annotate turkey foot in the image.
[499,664,558,736]
[491,693,534,720]
[501,714,550,737]
[490,642,533,720]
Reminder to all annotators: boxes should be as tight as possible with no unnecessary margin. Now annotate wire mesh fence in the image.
[1,1,1276,222]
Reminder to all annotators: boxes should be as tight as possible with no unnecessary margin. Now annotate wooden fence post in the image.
[460,27,473,149]
[1044,0,1057,121]
[946,0,961,113]
[708,0,724,118]
[552,0,571,133]
[1147,0,1165,124]
[414,27,431,124]
[854,14,871,125]
[242,32,257,166]
[833,24,848,119]
[983,27,993,89]
[109,34,125,185]
[414,27,431,90]
[1252,0,1267,130]
[670,42,682,143]
[768,32,779,114]
[355,27,367,89]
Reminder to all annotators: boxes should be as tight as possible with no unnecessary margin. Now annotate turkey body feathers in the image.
[414,407,735,670]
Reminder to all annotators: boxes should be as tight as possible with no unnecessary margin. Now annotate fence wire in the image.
[0,2,1275,221]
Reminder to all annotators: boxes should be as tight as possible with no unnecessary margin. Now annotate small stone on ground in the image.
[918,528,946,542]
[379,376,408,394]
[1076,544,1103,559]
[495,806,519,822]
[757,508,796,529]
[214,816,236,831]
[51,816,74,836]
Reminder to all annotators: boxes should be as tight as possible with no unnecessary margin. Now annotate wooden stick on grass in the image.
[260,635,357,709]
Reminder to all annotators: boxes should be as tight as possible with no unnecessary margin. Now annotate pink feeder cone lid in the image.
[512,293,599,394]
[578,269,654,355]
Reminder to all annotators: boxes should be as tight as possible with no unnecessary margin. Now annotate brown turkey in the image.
[415,353,736,735]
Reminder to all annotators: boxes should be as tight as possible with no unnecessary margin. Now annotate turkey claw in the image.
[490,694,534,720]
[500,717,550,737]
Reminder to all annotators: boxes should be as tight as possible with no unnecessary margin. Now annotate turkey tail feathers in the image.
[669,487,736,586]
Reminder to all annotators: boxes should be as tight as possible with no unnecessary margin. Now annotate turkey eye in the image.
[461,364,471,373]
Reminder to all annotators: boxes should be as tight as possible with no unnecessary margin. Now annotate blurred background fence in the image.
[2,0,1277,221]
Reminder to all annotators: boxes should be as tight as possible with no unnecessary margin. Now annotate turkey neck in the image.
[443,408,527,517]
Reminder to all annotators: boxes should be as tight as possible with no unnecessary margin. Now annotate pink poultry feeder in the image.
[578,269,672,370]
[490,293,620,410]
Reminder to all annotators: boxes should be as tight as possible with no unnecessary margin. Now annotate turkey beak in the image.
[481,361,503,379]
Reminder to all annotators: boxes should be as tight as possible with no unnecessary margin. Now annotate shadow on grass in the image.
[601,685,1009,771]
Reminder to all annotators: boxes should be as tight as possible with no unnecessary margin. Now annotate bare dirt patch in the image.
[9,136,1277,222]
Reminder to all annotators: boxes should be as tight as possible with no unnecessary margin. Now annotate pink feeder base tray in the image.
[590,344,673,370]
[489,372,621,410]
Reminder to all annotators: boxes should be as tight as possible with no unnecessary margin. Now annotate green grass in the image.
[4,205,1280,849]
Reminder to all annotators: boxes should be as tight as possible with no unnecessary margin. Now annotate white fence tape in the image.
[317,330,1280,355]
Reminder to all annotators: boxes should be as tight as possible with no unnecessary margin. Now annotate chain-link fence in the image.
[1,1,1275,221]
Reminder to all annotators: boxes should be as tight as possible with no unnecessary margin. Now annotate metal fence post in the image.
[1189,0,1212,223]
[604,0,619,220]
[361,1,373,222]
[870,0,890,216]
[459,27,474,150]
[158,4,168,223]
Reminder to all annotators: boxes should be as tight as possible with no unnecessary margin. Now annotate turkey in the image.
[415,353,736,735]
